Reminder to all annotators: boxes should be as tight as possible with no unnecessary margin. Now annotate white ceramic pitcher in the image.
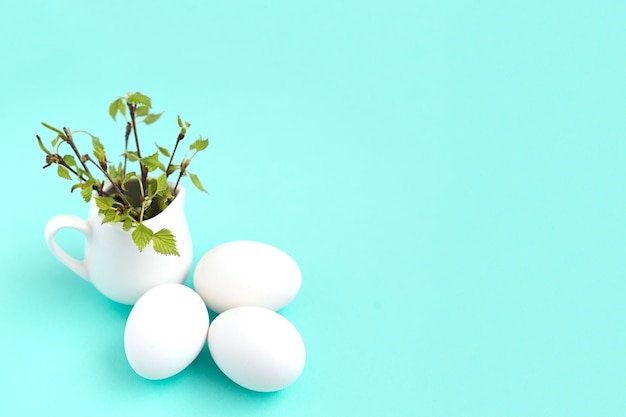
[44,184,193,305]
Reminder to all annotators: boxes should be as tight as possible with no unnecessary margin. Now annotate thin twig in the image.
[173,160,189,195]
[128,103,148,191]
[42,153,86,181]
[63,127,92,177]
[173,173,183,195]
[59,159,87,181]
[123,121,131,175]
[165,132,184,177]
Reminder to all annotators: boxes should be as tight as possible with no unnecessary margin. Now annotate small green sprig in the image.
[38,92,209,256]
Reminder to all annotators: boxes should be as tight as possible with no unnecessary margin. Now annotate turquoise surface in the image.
[1,1,625,415]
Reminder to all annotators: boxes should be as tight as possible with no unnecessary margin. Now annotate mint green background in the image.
[1,1,625,415]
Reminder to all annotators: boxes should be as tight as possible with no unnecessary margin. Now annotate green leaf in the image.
[143,112,163,125]
[118,99,127,117]
[92,136,106,162]
[122,172,137,192]
[108,164,118,179]
[63,155,76,167]
[109,98,127,121]
[127,93,152,108]
[164,186,174,201]
[156,194,168,211]
[101,209,118,224]
[95,196,115,210]
[189,137,209,152]
[109,98,122,120]
[131,223,154,252]
[177,115,183,128]
[94,150,106,163]
[124,151,139,162]
[57,165,72,180]
[155,142,170,157]
[156,173,168,193]
[188,172,207,193]
[75,168,84,177]
[123,171,137,185]
[136,105,149,117]
[140,152,165,172]
[81,184,93,202]
[51,136,61,149]
[37,136,51,154]
[151,228,180,256]
[41,122,66,137]
[122,216,134,231]
[147,178,158,197]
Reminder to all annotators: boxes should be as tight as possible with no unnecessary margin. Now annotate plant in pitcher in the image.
[37,93,307,391]
[37,92,209,256]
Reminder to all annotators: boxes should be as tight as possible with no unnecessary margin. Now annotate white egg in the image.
[124,283,209,380]
[193,241,302,313]
[208,306,306,392]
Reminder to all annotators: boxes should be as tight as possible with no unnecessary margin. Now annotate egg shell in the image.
[193,241,302,313]
[124,283,209,380]
[208,306,306,392]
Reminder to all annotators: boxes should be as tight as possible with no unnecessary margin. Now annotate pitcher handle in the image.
[44,214,91,281]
